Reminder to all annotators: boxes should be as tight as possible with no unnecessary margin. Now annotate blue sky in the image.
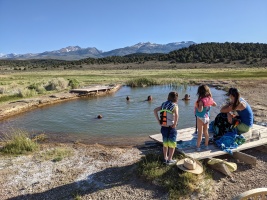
[1,0,267,54]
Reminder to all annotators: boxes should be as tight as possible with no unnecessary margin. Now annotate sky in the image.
[1,0,267,54]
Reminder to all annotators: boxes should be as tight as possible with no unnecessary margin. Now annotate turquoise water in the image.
[0,85,227,145]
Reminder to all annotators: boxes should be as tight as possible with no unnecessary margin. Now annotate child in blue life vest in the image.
[154,91,179,165]
[195,85,217,152]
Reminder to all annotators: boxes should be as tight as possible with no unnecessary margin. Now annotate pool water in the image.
[0,85,227,145]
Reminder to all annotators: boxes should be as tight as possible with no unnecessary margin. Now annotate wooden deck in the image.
[70,85,119,95]
[149,124,267,160]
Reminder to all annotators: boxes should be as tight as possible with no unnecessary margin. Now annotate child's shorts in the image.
[197,116,210,125]
[161,126,177,148]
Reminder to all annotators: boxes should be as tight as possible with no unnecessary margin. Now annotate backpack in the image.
[213,113,240,140]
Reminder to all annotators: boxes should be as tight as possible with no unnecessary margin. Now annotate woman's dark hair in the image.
[228,88,240,110]
[197,85,212,100]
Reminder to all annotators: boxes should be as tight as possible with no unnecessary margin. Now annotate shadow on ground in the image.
[8,144,167,200]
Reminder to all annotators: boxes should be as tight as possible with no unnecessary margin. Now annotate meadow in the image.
[1,66,267,104]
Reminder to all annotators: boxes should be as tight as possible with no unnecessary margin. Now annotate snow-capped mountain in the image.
[0,41,195,60]
[101,41,195,57]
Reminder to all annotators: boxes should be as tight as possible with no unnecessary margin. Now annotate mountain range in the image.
[0,41,195,61]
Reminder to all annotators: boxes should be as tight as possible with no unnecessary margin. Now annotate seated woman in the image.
[220,88,254,134]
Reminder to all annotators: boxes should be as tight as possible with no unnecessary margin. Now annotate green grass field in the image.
[2,67,267,84]
[0,67,267,103]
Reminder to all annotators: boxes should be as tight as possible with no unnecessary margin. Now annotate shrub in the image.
[68,79,80,89]
[126,78,158,87]
[0,86,7,94]
[45,78,69,91]
[27,83,46,94]
[18,88,38,98]
[0,129,38,155]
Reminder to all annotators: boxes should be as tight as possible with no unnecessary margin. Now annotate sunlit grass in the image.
[126,77,159,87]
[0,129,38,155]
[37,147,74,162]
[1,67,266,104]
[6,67,267,83]
[0,94,22,103]
[136,154,211,199]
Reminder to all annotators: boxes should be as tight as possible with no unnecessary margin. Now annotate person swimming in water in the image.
[147,95,153,101]
[182,94,190,100]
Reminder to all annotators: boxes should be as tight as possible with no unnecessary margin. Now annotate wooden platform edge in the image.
[149,124,267,160]
[233,151,257,166]
[177,138,267,160]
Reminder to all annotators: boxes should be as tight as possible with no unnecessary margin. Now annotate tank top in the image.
[195,97,214,118]
[236,98,253,127]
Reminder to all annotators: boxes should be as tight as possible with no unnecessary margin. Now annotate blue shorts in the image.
[161,126,177,148]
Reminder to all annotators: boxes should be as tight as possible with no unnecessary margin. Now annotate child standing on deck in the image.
[195,85,217,152]
[154,91,179,165]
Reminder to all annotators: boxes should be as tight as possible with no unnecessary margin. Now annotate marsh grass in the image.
[18,88,38,98]
[44,77,69,91]
[137,154,206,199]
[0,94,22,103]
[1,67,266,103]
[126,78,159,87]
[0,77,72,103]
[38,147,73,162]
[0,129,38,155]
[28,83,46,94]
[68,78,80,89]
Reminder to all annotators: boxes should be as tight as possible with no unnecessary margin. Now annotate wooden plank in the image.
[232,188,267,200]
[70,85,113,93]
[183,139,267,160]
[149,124,267,160]
[149,127,196,143]
[233,151,257,166]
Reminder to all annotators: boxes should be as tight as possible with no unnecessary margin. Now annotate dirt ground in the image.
[0,79,266,200]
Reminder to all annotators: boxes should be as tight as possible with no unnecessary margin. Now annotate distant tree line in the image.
[1,42,267,70]
[160,42,267,64]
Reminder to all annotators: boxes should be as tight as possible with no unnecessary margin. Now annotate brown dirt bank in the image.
[0,84,122,121]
